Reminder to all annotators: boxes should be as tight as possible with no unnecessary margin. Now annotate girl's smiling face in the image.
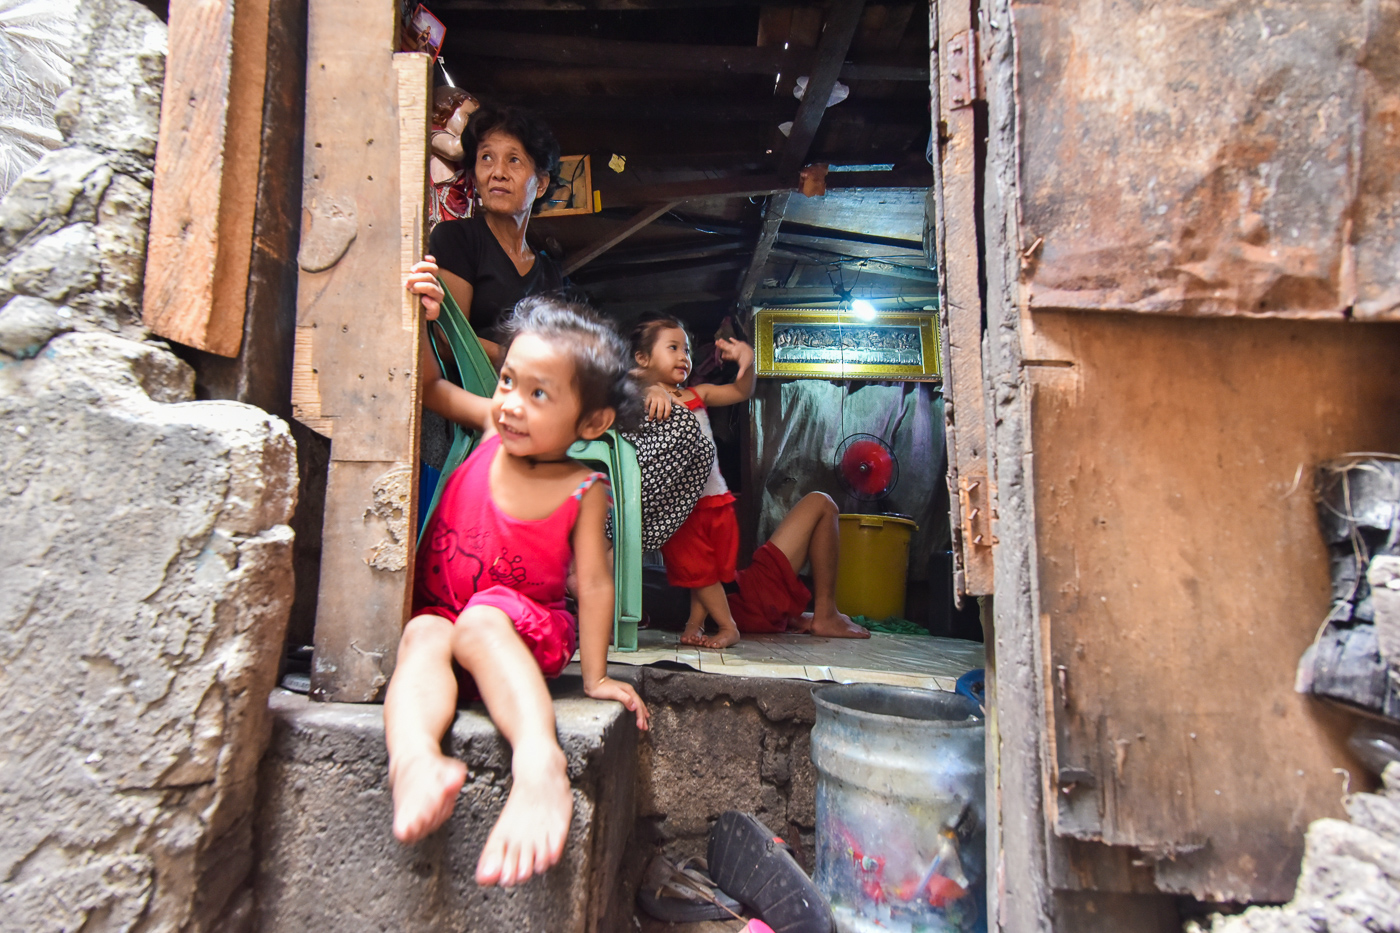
[475,130,549,217]
[491,334,585,459]
[635,326,691,386]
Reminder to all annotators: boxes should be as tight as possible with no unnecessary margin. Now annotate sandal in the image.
[636,854,745,923]
[707,812,834,933]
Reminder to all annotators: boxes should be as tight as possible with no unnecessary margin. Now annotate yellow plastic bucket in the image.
[835,513,919,620]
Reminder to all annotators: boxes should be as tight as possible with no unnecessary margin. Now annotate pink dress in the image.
[414,433,608,677]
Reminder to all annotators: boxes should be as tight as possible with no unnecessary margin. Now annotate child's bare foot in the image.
[475,740,573,887]
[793,609,870,639]
[680,619,708,646]
[681,621,740,649]
[390,751,468,844]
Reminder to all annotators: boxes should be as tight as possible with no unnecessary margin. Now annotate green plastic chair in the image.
[418,280,640,650]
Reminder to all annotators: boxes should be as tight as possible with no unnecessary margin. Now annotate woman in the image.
[425,105,564,368]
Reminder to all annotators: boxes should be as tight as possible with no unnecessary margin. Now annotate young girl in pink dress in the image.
[389,275,648,888]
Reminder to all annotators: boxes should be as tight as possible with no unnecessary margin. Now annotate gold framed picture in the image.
[754,309,942,382]
[535,155,594,217]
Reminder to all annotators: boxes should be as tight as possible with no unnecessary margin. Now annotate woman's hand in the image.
[406,256,445,320]
[643,384,674,421]
[585,676,650,731]
[714,337,754,366]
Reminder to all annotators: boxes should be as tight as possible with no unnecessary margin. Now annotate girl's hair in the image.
[432,86,477,127]
[501,296,643,431]
[472,105,561,209]
[630,315,691,362]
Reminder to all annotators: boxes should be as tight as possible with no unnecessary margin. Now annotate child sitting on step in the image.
[386,278,649,887]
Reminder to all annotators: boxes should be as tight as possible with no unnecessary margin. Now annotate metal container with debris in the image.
[811,684,985,933]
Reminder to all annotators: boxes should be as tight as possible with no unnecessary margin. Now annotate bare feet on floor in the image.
[475,740,574,887]
[390,751,468,844]
[792,609,870,639]
[680,620,741,649]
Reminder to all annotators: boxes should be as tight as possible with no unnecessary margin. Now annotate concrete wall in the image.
[0,2,298,930]
[624,668,821,875]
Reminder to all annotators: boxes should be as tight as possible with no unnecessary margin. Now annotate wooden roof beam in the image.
[737,0,868,310]
[599,168,927,208]
[447,29,927,81]
[562,201,679,275]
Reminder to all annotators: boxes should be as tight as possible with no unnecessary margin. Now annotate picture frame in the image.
[535,155,595,217]
[753,309,942,382]
[401,4,446,61]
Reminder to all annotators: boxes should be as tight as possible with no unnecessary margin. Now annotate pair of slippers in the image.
[638,812,834,933]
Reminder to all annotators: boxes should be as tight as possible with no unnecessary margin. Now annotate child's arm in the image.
[419,338,494,432]
[409,256,497,433]
[691,338,755,408]
[572,482,649,730]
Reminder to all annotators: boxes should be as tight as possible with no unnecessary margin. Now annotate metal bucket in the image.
[811,684,985,933]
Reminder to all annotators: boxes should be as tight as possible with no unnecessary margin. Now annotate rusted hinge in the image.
[946,28,981,109]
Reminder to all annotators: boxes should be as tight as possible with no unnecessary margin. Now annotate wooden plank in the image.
[736,191,790,311]
[295,0,429,702]
[731,0,869,311]
[601,176,786,208]
[768,247,938,282]
[600,170,931,208]
[562,202,679,275]
[975,0,1055,926]
[436,0,768,9]
[183,0,306,417]
[931,0,992,597]
[1032,311,1400,902]
[503,95,925,126]
[777,0,868,177]
[143,0,271,357]
[750,285,938,304]
[448,29,927,81]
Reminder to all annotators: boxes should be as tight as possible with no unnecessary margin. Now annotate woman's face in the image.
[475,130,549,217]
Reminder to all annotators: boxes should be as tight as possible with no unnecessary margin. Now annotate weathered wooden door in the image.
[932,0,1400,925]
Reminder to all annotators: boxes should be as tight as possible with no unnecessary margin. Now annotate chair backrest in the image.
[418,281,498,538]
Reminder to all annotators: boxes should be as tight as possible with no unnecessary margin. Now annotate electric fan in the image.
[833,433,899,500]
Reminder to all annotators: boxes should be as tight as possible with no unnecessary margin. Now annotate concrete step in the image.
[253,683,638,933]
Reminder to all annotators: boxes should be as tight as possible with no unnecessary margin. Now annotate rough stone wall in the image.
[625,668,820,874]
[1191,764,1400,933]
[0,2,298,931]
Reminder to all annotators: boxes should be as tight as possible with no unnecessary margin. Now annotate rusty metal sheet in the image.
[1013,0,1395,319]
[1354,0,1400,320]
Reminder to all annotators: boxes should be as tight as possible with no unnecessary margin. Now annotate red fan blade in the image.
[839,439,895,497]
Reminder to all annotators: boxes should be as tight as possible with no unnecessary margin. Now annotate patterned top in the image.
[621,400,717,551]
[414,433,609,620]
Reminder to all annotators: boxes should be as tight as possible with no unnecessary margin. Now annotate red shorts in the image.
[729,542,813,634]
[420,584,577,686]
[660,495,739,588]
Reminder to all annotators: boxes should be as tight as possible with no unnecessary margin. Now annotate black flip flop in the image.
[636,855,745,923]
[707,812,834,933]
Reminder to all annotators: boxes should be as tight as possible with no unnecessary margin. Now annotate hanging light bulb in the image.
[851,299,877,321]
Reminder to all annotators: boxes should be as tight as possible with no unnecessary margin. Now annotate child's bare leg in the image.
[769,493,869,639]
[385,614,470,844]
[679,588,708,644]
[452,604,572,887]
[691,581,741,648]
